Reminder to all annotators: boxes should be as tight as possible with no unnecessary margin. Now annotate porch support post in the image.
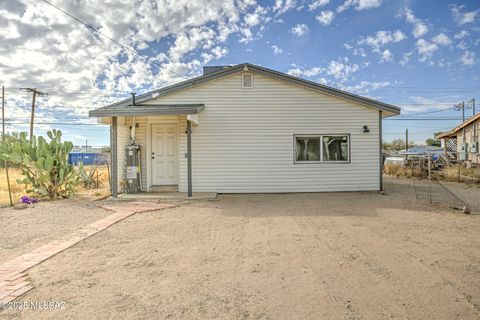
[112,116,118,197]
[379,110,383,192]
[187,120,193,197]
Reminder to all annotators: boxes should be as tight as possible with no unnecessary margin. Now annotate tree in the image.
[426,138,441,147]
[383,139,416,152]
[0,130,79,199]
[425,132,442,147]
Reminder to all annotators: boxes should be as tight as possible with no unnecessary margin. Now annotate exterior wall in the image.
[134,71,381,193]
[456,119,480,165]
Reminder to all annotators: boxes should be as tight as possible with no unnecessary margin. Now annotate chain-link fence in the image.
[384,153,480,212]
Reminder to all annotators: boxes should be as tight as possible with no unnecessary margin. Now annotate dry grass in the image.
[384,163,480,184]
[0,165,111,206]
[384,163,424,179]
[0,168,27,205]
[438,165,480,184]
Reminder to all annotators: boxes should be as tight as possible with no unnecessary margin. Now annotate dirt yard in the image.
[1,178,480,319]
[0,197,110,262]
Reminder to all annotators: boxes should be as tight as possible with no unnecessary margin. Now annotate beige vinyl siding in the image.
[456,119,480,165]
[136,71,380,192]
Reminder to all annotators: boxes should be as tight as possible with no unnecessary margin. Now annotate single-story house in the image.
[89,63,401,196]
[437,113,480,166]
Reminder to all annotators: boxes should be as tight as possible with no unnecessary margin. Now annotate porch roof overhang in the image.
[89,104,204,117]
[436,130,457,139]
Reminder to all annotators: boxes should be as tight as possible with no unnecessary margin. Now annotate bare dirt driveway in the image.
[2,178,480,319]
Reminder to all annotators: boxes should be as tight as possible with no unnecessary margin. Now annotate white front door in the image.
[151,124,178,185]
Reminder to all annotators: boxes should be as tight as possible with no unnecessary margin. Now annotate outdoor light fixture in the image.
[363,125,370,133]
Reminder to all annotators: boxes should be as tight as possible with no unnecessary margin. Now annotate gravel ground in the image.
[0,197,110,263]
[1,178,479,319]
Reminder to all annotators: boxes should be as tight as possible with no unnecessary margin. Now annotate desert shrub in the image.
[0,130,79,199]
[77,162,104,189]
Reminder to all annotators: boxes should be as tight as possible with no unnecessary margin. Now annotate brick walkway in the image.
[0,201,176,304]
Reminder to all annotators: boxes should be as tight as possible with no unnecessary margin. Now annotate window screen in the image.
[295,137,320,161]
[323,136,349,161]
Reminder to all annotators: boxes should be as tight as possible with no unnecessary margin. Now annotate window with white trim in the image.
[294,135,349,163]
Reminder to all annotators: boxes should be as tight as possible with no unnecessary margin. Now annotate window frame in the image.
[293,134,351,164]
[242,73,254,88]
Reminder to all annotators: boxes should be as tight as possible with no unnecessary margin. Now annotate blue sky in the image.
[0,0,479,146]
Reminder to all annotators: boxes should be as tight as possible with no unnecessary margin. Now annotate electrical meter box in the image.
[125,144,141,193]
[470,142,479,153]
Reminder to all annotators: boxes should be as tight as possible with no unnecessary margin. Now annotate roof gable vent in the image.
[242,73,253,88]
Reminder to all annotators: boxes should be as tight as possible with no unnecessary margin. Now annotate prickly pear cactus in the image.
[0,130,79,199]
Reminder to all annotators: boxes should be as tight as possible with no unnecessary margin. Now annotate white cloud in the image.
[0,0,272,129]
[316,11,335,25]
[273,0,297,15]
[416,39,438,61]
[432,33,452,46]
[451,5,479,25]
[288,57,368,83]
[272,45,283,55]
[356,29,405,62]
[201,46,229,64]
[353,48,367,57]
[341,81,391,94]
[358,30,406,50]
[460,51,476,66]
[239,6,270,43]
[290,23,309,36]
[399,51,413,66]
[244,5,268,27]
[399,8,429,38]
[457,40,468,50]
[308,0,330,11]
[380,49,393,62]
[454,30,469,40]
[337,0,382,13]
[400,96,462,113]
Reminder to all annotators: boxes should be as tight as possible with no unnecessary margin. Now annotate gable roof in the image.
[89,63,401,117]
[436,113,480,139]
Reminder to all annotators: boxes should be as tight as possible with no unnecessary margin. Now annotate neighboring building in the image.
[437,113,480,166]
[89,63,400,196]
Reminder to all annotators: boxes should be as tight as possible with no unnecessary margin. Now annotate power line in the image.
[39,0,189,80]
[398,106,456,116]
[385,118,463,121]
[5,121,105,126]
[384,127,452,134]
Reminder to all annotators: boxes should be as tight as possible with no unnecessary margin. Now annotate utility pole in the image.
[2,86,13,206]
[465,98,475,116]
[454,101,468,146]
[1,86,5,138]
[20,88,47,141]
